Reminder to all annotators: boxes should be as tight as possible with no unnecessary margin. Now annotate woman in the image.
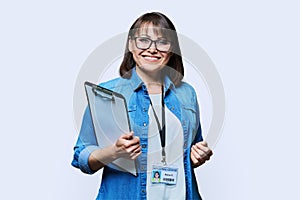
[72,12,213,200]
[152,171,161,183]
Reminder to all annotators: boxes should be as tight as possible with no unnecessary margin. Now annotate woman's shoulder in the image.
[174,81,197,96]
[99,77,129,91]
[173,81,199,110]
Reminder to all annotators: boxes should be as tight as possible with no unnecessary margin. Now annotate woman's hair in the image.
[119,12,184,86]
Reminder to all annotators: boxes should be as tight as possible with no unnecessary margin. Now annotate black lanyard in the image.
[149,84,166,165]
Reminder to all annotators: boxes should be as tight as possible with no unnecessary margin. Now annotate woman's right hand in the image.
[113,131,142,160]
[89,131,141,172]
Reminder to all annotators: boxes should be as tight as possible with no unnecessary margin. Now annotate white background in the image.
[1,1,299,199]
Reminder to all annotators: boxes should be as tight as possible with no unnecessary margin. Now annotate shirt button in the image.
[142,144,146,148]
[171,107,174,110]
[142,189,146,193]
[141,166,145,170]
[184,142,187,148]
[143,122,147,127]
[143,108,147,112]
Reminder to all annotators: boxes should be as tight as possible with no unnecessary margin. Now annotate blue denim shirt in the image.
[72,68,203,200]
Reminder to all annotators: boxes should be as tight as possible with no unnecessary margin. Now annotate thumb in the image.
[200,141,208,147]
[122,131,134,140]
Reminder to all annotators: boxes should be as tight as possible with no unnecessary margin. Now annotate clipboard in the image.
[84,81,137,176]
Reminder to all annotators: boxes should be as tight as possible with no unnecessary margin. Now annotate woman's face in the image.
[128,23,171,75]
[155,172,159,178]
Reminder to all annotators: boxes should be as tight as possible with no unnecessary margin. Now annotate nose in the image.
[148,41,157,52]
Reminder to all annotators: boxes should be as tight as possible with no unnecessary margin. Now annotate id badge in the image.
[151,165,178,185]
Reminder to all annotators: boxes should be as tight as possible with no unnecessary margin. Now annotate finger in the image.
[192,145,206,159]
[191,146,203,160]
[195,145,213,162]
[121,131,134,140]
[134,144,141,152]
[196,143,212,155]
[118,139,132,148]
[131,151,142,160]
[200,146,213,157]
[198,141,213,156]
[191,151,205,166]
[132,136,140,144]
[190,151,199,165]
[192,149,206,165]
[191,146,199,159]
[195,142,209,151]
[130,146,141,156]
[125,136,140,147]
[199,141,208,147]
[127,144,141,154]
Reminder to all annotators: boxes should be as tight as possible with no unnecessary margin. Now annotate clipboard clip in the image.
[92,87,115,101]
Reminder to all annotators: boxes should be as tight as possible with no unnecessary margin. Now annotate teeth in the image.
[144,56,159,61]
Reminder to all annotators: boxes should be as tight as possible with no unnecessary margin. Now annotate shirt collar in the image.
[130,67,144,91]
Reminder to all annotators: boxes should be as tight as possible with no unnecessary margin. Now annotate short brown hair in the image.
[119,12,184,86]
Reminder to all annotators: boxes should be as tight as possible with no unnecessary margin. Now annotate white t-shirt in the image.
[147,93,186,200]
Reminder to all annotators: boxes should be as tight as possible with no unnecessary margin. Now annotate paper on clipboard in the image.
[84,81,137,176]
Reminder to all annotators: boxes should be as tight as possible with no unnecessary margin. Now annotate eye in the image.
[157,39,170,45]
[137,37,151,44]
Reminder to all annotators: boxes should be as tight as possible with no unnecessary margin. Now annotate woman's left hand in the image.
[190,141,213,167]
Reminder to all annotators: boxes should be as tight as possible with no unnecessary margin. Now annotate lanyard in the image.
[149,85,166,165]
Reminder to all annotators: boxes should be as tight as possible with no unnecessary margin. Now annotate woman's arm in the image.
[190,87,213,167]
[72,107,141,173]
[88,131,141,171]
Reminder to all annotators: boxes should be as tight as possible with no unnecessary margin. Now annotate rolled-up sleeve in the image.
[77,145,99,174]
[71,107,99,174]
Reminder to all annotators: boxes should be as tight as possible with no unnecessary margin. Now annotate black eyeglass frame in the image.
[132,37,172,52]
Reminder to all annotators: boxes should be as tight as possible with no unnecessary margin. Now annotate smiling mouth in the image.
[142,55,161,61]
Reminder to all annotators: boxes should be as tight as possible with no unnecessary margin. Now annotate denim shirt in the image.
[71,68,203,200]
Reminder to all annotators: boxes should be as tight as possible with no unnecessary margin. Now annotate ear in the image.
[128,37,134,52]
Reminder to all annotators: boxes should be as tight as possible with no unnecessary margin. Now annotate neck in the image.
[147,82,163,94]
[135,67,162,84]
[135,67,163,94]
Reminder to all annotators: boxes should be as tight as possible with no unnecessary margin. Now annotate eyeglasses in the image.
[133,37,171,52]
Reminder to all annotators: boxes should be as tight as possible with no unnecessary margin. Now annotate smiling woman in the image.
[128,24,172,85]
[120,12,184,86]
[71,12,213,200]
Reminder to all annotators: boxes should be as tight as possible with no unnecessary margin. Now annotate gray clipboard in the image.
[84,81,137,176]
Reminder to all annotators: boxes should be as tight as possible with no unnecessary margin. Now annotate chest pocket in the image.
[127,104,137,130]
[182,104,197,133]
